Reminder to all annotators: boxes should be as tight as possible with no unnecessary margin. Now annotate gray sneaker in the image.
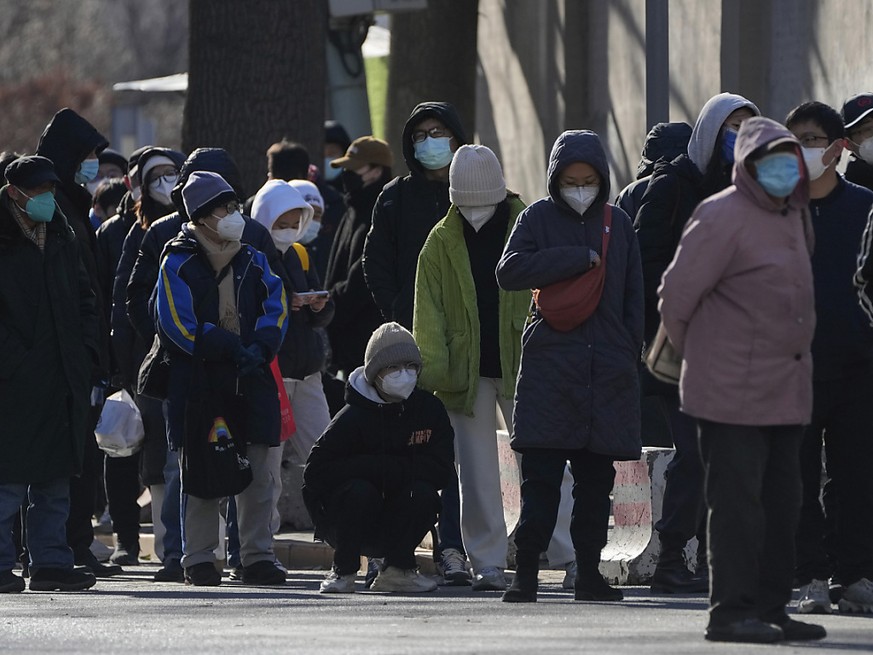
[562,561,577,590]
[439,548,471,586]
[797,579,832,614]
[838,577,873,614]
[472,567,507,591]
[319,569,356,594]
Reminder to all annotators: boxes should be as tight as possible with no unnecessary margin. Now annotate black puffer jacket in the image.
[325,171,391,373]
[363,102,467,329]
[302,369,455,531]
[496,130,643,460]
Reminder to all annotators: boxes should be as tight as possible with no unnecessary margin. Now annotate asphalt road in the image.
[1,567,871,654]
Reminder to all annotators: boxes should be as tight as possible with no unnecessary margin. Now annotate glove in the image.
[235,343,265,377]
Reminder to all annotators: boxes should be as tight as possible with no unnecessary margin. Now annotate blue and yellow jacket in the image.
[156,223,288,448]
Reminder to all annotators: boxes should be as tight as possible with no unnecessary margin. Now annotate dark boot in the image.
[651,547,708,594]
[502,551,538,603]
[575,561,623,601]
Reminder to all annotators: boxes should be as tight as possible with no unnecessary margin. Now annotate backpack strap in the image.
[291,242,310,272]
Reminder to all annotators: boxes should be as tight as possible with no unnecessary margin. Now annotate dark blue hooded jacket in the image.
[496,130,643,459]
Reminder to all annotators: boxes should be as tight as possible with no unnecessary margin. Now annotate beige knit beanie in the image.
[364,322,422,384]
[449,145,506,206]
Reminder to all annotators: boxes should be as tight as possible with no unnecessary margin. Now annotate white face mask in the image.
[85,178,103,196]
[271,228,297,253]
[457,205,497,232]
[298,220,321,245]
[802,146,829,181]
[560,185,599,215]
[375,368,418,402]
[210,210,245,242]
[149,178,177,207]
[131,185,142,202]
[859,137,873,165]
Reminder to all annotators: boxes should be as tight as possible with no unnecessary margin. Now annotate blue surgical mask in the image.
[17,189,56,223]
[75,158,100,185]
[298,220,321,245]
[721,128,738,164]
[414,137,454,170]
[755,153,801,198]
[323,158,341,181]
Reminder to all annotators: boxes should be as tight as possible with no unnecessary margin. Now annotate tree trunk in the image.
[385,0,479,174]
[183,0,326,198]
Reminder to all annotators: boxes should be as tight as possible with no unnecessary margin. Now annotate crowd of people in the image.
[2,88,873,644]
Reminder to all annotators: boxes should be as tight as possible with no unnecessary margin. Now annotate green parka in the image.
[413,195,530,415]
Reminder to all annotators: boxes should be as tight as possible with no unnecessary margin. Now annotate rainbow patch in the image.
[208,417,232,443]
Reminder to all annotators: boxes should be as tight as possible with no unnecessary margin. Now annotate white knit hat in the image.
[449,145,506,206]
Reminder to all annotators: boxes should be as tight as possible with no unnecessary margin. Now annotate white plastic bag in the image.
[95,389,145,458]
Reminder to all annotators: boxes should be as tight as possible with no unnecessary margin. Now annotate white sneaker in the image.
[472,566,507,591]
[838,577,873,614]
[440,548,472,586]
[562,560,577,590]
[797,578,832,614]
[370,566,437,593]
[319,569,356,594]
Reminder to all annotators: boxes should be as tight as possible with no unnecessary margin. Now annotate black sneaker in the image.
[650,564,708,594]
[76,551,122,578]
[241,560,286,586]
[705,618,783,643]
[0,570,25,593]
[774,618,827,641]
[185,562,221,586]
[109,544,140,566]
[29,567,96,592]
[153,560,185,583]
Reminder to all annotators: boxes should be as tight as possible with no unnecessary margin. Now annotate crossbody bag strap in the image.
[601,204,613,259]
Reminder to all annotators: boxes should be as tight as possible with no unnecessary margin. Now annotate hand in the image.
[290,293,307,312]
[309,290,329,312]
[589,249,602,269]
[235,343,265,376]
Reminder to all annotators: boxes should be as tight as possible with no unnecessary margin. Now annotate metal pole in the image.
[645,0,669,130]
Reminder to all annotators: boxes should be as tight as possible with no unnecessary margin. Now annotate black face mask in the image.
[341,169,364,195]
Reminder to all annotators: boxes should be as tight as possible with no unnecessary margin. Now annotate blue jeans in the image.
[161,400,183,565]
[0,479,74,572]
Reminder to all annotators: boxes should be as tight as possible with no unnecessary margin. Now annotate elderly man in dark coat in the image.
[0,156,100,593]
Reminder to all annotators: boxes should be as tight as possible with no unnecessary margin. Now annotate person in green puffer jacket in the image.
[413,145,575,592]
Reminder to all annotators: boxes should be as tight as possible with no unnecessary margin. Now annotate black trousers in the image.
[653,392,705,551]
[66,406,103,560]
[513,448,616,567]
[320,479,440,576]
[698,419,802,627]
[795,372,873,586]
[103,452,141,550]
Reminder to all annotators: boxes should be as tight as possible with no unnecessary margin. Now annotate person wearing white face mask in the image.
[304,322,455,594]
[787,102,873,617]
[156,170,288,587]
[413,144,577,592]
[841,93,873,192]
[251,179,334,547]
[496,130,643,604]
[288,180,324,246]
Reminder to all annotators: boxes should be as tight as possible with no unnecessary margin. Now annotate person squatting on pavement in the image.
[659,117,826,644]
[0,156,99,593]
[364,101,470,585]
[304,323,455,594]
[413,144,575,592]
[496,130,644,603]
[784,102,873,616]
[156,171,288,587]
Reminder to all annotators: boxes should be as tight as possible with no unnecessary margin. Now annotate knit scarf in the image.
[190,225,241,335]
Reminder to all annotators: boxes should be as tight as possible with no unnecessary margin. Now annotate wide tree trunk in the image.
[183,0,326,198]
[385,0,479,173]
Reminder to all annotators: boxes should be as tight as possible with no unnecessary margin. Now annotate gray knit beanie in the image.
[364,322,422,384]
[181,170,235,221]
[449,144,506,206]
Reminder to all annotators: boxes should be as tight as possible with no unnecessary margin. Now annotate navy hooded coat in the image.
[496,131,643,460]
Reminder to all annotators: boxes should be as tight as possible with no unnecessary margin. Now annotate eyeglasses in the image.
[211,201,241,218]
[798,134,830,148]
[149,172,179,186]
[382,362,421,373]
[411,127,451,144]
